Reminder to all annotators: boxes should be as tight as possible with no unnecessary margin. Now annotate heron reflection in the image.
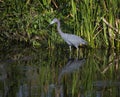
[58,58,86,81]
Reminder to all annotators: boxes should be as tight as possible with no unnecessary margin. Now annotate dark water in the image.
[0,46,120,97]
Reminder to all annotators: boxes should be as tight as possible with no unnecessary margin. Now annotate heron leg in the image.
[69,46,72,58]
[76,47,79,58]
[69,46,72,52]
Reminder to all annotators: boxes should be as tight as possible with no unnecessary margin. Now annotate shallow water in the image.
[0,46,120,97]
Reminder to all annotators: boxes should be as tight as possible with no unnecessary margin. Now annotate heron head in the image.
[50,18,58,25]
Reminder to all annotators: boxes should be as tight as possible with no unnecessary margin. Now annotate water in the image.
[0,45,120,97]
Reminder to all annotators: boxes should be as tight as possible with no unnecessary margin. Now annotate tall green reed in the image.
[1,0,120,48]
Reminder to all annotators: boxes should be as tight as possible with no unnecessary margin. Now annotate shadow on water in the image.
[0,45,120,97]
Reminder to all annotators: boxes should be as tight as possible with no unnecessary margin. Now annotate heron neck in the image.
[57,21,63,35]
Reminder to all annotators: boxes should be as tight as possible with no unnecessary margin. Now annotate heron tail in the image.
[82,40,87,45]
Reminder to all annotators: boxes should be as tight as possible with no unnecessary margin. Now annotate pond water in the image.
[0,45,120,97]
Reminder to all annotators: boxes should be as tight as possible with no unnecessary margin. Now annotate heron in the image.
[58,58,86,81]
[50,18,87,52]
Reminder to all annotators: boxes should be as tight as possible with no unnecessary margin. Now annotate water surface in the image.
[0,46,120,97]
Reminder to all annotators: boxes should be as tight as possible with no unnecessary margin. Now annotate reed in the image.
[1,0,120,48]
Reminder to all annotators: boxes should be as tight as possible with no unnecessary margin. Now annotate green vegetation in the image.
[0,0,120,48]
[0,46,119,97]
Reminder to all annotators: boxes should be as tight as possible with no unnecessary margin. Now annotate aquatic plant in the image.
[0,0,120,48]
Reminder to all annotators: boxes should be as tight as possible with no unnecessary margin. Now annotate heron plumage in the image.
[50,18,87,51]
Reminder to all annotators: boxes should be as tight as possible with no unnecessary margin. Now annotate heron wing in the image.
[61,33,87,47]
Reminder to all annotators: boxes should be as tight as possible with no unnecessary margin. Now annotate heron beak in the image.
[50,21,55,25]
